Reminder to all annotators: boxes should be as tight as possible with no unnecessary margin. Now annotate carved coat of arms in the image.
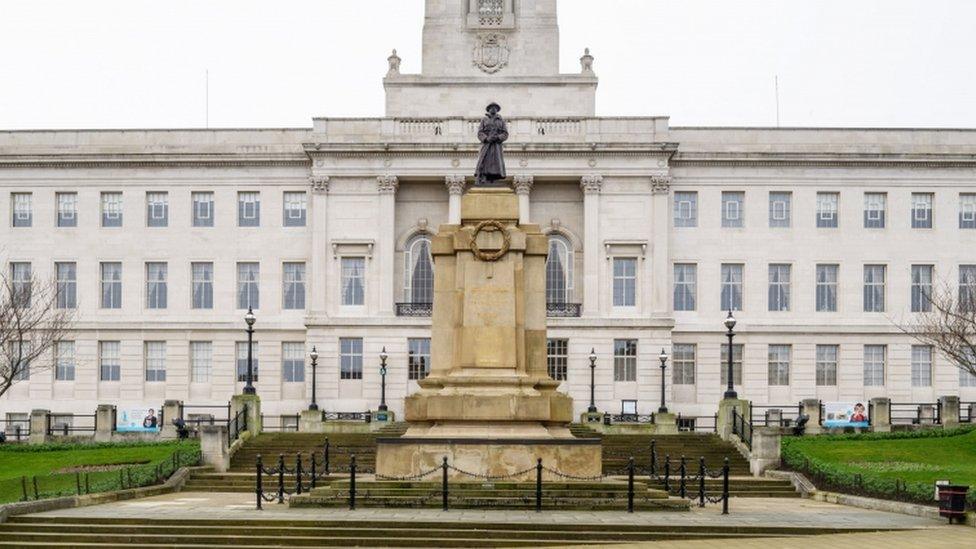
[472,33,510,74]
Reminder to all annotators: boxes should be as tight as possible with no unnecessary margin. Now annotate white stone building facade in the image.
[2,0,976,423]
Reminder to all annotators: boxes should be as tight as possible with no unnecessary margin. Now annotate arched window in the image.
[405,234,434,304]
[545,235,573,304]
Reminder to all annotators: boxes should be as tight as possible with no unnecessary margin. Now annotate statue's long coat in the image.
[475,114,509,185]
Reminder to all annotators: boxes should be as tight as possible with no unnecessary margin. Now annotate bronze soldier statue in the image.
[474,102,509,187]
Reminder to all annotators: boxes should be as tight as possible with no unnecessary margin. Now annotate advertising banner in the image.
[822,402,869,428]
[117,407,161,432]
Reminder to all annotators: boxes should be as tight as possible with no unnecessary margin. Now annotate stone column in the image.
[800,399,823,435]
[200,425,231,472]
[650,175,671,316]
[869,397,891,432]
[445,175,466,224]
[160,399,183,440]
[750,427,782,476]
[377,175,399,316]
[940,395,960,428]
[513,175,534,225]
[94,404,116,443]
[580,175,603,316]
[29,409,50,445]
[308,175,330,313]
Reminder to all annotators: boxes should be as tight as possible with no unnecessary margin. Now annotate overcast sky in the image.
[1,0,974,129]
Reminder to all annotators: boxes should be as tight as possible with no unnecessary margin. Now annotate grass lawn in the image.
[0,440,198,504]
[782,427,976,506]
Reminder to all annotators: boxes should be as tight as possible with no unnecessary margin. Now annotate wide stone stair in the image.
[0,516,886,547]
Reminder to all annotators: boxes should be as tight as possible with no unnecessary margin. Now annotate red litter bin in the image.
[937,485,969,524]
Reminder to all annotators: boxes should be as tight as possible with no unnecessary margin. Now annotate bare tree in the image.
[899,279,976,380]
[0,272,75,399]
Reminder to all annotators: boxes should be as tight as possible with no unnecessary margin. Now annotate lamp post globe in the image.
[587,348,598,414]
[378,346,389,412]
[723,310,738,400]
[308,346,319,411]
[658,348,669,414]
[243,307,257,395]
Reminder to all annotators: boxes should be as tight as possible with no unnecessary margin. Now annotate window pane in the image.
[190,342,212,382]
[960,194,976,229]
[546,338,568,381]
[911,265,933,313]
[863,345,886,386]
[911,345,932,387]
[816,192,839,228]
[767,345,791,386]
[340,338,363,380]
[146,192,168,227]
[192,192,214,227]
[283,262,306,310]
[721,264,743,311]
[863,265,886,312]
[283,192,307,227]
[10,262,32,308]
[282,342,305,383]
[409,338,432,381]
[722,192,744,228]
[99,341,121,382]
[672,344,696,385]
[959,265,976,312]
[613,258,637,307]
[192,262,214,309]
[673,192,698,228]
[101,192,123,227]
[145,341,167,382]
[56,341,76,381]
[57,192,78,227]
[720,344,743,386]
[146,262,167,309]
[545,236,571,304]
[237,262,260,309]
[864,193,886,228]
[768,264,791,311]
[11,193,32,227]
[407,237,435,304]
[238,192,260,227]
[768,192,791,228]
[101,262,122,309]
[341,258,366,306]
[673,264,696,311]
[816,264,838,312]
[56,262,77,309]
[613,339,637,382]
[911,193,933,229]
[816,345,838,386]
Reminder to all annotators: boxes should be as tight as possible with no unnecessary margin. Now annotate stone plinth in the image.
[800,399,823,435]
[869,397,891,433]
[940,395,961,428]
[717,398,751,441]
[230,394,261,437]
[160,400,182,440]
[94,404,116,443]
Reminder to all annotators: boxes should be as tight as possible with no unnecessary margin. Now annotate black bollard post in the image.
[295,453,303,495]
[722,457,730,515]
[75,472,81,495]
[627,457,635,513]
[85,473,90,494]
[256,454,264,510]
[698,457,706,507]
[663,455,671,493]
[277,454,285,504]
[349,455,357,510]
[650,440,657,477]
[20,477,27,502]
[679,456,687,499]
[310,452,318,490]
[535,458,543,513]
[32,476,38,499]
[324,438,330,475]
[442,457,449,512]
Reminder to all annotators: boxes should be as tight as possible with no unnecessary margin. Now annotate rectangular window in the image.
[673,264,697,311]
[721,191,744,228]
[99,341,121,382]
[145,341,167,382]
[192,192,214,227]
[815,264,838,312]
[959,265,976,312]
[911,345,933,387]
[191,262,214,309]
[339,338,363,380]
[236,341,259,382]
[768,264,791,311]
[11,193,32,227]
[100,262,122,309]
[673,191,697,228]
[56,262,77,309]
[911,265,933,313]
[672,344,696,385]
[863,344,886,386]
[960,194,976,229]
[10,262,32,307]
[721,264,743,311]
[146,192,168,227]
[613,339,638,382]
[720,343,743,386]
[55,341,75,381]
[815,345,838,386]
[283,262,306,310]
[409,338,432,381]
[863,265,886,312]
[864,193,886,228]
[911,193,933,229]
[101,192,123,227]
[190,342,212,382]
[237,262,260,309]
[816,192,839,228]
[145,262,168,309]
[341,257,366,306]
[282,342,305,383]
[57,192,78,227]
[238,191,260,227]
[767,344,791,386]
[768,192,792,228]
[10,341,31,381]
[283,192,307,227]
[961,368,976,388]
[546,338,568,381]
[612,257,637,307]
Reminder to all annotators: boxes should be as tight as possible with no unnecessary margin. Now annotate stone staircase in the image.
[0,516,876,547]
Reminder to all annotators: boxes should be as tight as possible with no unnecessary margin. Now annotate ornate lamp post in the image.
[587,348,598,414]
[658,348,669,414]
[243,308,256,395]
[378,347,389,412]
[308,346,319,411]
[723,310,738,399]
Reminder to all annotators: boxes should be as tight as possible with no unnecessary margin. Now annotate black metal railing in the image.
[45,413,97,436]
[751,403,802,427]
[0,418,30,442]
[179,403,232,431]
[228,405,248,447]
[644,440,732,515]
[256,443,331,509]
[546,302,582,318]
[322,411,372,423]
[730,408,753,450]
[891,402,942,425]
[395,302,432,317]
[962,403,975,423]
[261,414,301,432]
[676,414,718,433]
[604,412,656,425]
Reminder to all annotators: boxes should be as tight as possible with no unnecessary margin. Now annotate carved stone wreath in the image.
[469,220,511,262]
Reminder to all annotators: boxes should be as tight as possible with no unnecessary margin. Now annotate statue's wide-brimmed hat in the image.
[486,102,501,112]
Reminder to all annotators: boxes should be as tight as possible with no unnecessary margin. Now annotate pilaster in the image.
[445,175,466,224]
[309,174,330,314]
[377,175,399,315]
[513,174,534,224]
[580,175,603,316]
[650,174,672,316]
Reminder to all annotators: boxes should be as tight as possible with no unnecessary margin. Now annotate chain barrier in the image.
[645,440,731,514]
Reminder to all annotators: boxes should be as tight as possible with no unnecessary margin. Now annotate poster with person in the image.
[117,407,161,432]
[822,402,870,428]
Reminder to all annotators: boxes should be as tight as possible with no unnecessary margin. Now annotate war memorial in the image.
[0,0,974,546]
